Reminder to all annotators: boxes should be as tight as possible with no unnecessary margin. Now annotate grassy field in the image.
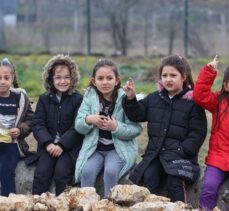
[3,54,222,165]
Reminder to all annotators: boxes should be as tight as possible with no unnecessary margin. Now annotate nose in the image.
[102,79,108,84]
[165,76,172,82]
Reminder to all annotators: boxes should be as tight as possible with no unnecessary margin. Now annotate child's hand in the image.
[207,55,219,71]
[86,114,107,128]
[46,143,56,155]
[46,143,63,157]
[51,145,63,157]
[123,78,136,100]
[101,116,117,131]
[9,128,20,138]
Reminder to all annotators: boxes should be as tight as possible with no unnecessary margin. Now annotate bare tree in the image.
[94,0,138,55]
[189,28,210,56]
[136,0,159,57]
[37,0,55,53]
[166,1,183,55]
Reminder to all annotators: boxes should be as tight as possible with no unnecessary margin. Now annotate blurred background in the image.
[0,0,229,57]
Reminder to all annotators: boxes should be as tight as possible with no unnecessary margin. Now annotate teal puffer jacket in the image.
[74,87,142,183]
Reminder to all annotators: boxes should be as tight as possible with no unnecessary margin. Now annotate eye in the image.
[170,74,177,77]
[4,76,11,80]
[54,76,61,80]
[97,76,103,81]
[107,76,114,80]
[65,76,71,81]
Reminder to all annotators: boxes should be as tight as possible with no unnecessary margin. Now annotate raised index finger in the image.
[213,54,219,62]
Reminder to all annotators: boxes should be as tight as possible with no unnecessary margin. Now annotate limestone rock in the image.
[145,194,170,203]
[130,201,192,211]
[63,186,100,210]
[0,196,15,211]
[108,184,150,206]
[33,202,48,211]
[8,193,34,211]
[33,192,69,210]
[92,199,130,211]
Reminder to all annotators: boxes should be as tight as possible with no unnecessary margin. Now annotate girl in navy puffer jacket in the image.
[123,55,207,203]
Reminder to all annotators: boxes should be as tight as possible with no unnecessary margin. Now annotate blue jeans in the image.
[0,143,20,196]
[199,165,228,210]
[81,150,123,197]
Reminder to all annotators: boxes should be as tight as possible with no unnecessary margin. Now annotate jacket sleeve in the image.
[193,65,218,112]
[75,94,94,135]
[122,95,149,122]
[59,95,84,151]
[18,95,34,139]
[181,104,207,157]
[32,96,54,147]
[112,114,142,140]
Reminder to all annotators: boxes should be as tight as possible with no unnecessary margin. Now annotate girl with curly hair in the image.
[32,54,83,195]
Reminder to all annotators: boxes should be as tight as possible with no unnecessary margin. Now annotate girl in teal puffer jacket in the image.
[75,59,142,197]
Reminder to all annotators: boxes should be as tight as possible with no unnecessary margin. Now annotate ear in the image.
[115,77,121,86]
[91,78,96,86]
[182,74,187,82]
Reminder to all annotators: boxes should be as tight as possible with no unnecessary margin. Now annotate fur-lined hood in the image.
[42,54,80,93]
[156,80,193,100]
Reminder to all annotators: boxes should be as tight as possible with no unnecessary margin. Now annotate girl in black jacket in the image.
[123,55,207,203]
[32,55,83,196]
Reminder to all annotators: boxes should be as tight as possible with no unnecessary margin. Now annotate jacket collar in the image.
[48,90,70,103]
[156,80,193,101]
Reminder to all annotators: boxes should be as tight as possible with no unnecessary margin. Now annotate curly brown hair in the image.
[42,54,80,93]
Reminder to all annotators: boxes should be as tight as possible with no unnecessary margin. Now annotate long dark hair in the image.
[215,66,229,126]
[158,55,194,89]
[89,59,121,104]
[0,58,19,88]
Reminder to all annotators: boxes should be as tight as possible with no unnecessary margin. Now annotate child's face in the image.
[161,65,186,96]
[92,67,120,101]
[53,66,71,95]
[0,66,14,97]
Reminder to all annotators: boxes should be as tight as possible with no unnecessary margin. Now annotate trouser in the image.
[142,157,187,202]
[199,165,227,210]
[81,150,124,197]
[0,143,20,196]
[32,150,74,196]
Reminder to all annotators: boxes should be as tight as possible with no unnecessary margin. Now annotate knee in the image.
[104,166,118,179]
[81,166,94,179]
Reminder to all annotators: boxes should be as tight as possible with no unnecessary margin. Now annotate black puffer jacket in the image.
[123,87,207,183]
[32,90,84,161]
